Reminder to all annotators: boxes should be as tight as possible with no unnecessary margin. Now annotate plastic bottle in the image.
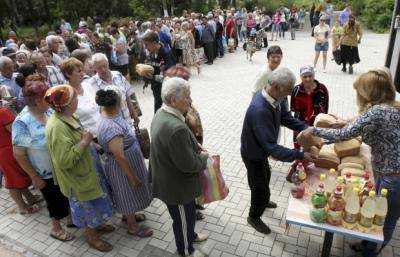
[343,187,360,229]
[313,173,326,194]
[326,186,346,226]
[290,163,306,199]
[359,191,376,232]
[360,181,374,205]
[310,183,328,223]
[373,189,388,228]
[343,172,353,200]
[336,176,345,190]
[325,169,337,198]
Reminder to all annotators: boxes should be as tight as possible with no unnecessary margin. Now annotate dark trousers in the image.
[216,36,224,57]
[151,82,162,113]
[166,200,197,256]
[203,42,214,64]
[242,157,271,219]
[40,178,70,220]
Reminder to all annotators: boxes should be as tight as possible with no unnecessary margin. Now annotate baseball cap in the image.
[300,66,315,76]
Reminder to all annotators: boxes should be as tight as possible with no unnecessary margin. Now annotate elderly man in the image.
[30,52,66,87]
[0,56,20,98]
[241,67,316,234]
[150,77,208,257]
[142,31,176,113]
[45,35,62,66]
[86,53,139,125]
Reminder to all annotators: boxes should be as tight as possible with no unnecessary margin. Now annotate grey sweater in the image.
[150,109,208,205]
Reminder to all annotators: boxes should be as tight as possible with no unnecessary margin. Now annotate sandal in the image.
[50,230,75,242]
[87,238,113,252]
[28,195,44,206]
[121,213,146,223]
[96,224,115,234]
[127,226,153,238]
[19,205,41,215]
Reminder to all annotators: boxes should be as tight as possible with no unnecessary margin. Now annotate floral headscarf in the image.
[44,85,75,112]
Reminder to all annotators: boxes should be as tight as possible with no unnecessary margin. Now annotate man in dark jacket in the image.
[201,17,215,65]
[142,31,176,113]
[241,67,316,234]
[150,77,209,257]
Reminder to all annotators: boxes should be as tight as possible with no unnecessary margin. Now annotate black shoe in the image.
[206,62,213,65]
[266,201,277,209]
[342,66,347,72]
[247,217,271,234]
[195,204,205,210]
[349,66,353,74]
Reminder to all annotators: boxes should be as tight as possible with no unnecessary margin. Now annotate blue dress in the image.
[97,115,153,215]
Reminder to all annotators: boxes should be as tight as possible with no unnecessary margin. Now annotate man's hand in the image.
[303,152,318,163]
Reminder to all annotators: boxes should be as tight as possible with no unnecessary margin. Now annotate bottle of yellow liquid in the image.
[343,172,353,201]
[373,189,388,228]
[325,169,337,197]
[343,187,360,229]
[359,191,376,232]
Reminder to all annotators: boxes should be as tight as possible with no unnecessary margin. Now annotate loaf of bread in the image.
[135,64,154,76]
[338,162,364,172]
[314,114,338,128]
[314,144,340,169]
[341,156,365,167]
[296,131,324,151]
[334,139,361,158]
[340,167,364,177]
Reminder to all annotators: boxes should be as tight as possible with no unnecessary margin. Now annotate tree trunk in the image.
[162,0,169,17]
[7,0,21,25]
[42,0,51,27]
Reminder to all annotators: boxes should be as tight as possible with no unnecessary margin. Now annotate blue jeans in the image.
[362,175,400,257]
[216,36,224,57]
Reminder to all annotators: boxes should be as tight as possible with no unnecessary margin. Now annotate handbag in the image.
[130,92,142,117]
[333,48,342,65]
[134,124,150,159]
[197,155,229,205]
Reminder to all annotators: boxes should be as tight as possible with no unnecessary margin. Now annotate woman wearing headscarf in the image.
[44,85,114,252]
[339,15,362,74]
[12,75,74,241]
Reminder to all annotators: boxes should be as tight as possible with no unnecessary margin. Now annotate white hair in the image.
[161,77,190,104]
[45,35,59,46]
[268,67,296,88]
[0,56,13,70]
[91,53,109,64]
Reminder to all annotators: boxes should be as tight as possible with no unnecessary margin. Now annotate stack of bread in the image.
[135,64,154,77]
[335,138,364,177]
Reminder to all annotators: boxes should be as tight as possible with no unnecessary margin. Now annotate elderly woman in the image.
[95,89,153,237]
[181,21,200,75]
[339,15,362,74]
[300,69,400,257]
[12,75,73,241]
[150,77,209,257]
[87,53,139,125]
[286,66,329,182]
[0,101,41,215]
[30,52,66,87]
[44,85,114,252]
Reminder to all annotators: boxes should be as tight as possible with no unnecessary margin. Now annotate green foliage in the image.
[128,0,154,20]
[362,0,394,32]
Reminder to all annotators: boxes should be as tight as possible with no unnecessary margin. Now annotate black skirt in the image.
[340,44,360,65]
[40,178,70,220]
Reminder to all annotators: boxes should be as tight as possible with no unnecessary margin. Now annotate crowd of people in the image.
[0,3,396,257]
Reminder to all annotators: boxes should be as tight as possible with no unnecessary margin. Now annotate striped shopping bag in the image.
[197,155,229,205]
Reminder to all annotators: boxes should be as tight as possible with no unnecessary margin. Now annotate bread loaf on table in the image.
[338,162,364,172]
[135,64,154,76]
[341,155,365,167]
[334,139,361,158]
[314,114,338,128]
[296,131,324,151]
[314,144,340,169]
[340,167,364,177]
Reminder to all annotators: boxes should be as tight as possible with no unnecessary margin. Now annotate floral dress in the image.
[181,31,197,67]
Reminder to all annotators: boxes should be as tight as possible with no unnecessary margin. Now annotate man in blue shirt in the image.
[241,67,316,234]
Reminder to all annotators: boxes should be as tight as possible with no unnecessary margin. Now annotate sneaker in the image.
[194,233,208,243]
[349,66,353,74]
[247,217,271,234]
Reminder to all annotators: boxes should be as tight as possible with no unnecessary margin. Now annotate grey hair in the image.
[267,67,296,88]
[0,56,13,69]
[45,35,59,46]
[91,52,109,64]
[181,21,190,30]
[161,77,190,104]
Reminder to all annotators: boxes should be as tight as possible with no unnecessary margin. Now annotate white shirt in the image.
[314,24,330,43]
[76,88,102,136]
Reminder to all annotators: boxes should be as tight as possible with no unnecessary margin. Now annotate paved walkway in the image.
[0,31,396,257]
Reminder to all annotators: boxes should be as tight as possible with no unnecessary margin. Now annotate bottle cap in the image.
[353,187,360,193]
[363,171,370,180]
[366,181,374,189]
[329,168,336,174]
[320,174,326,181]
[369,190,376,197]
[381,188,388,197]
[345,172,352,178]
[336,176,344,183]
